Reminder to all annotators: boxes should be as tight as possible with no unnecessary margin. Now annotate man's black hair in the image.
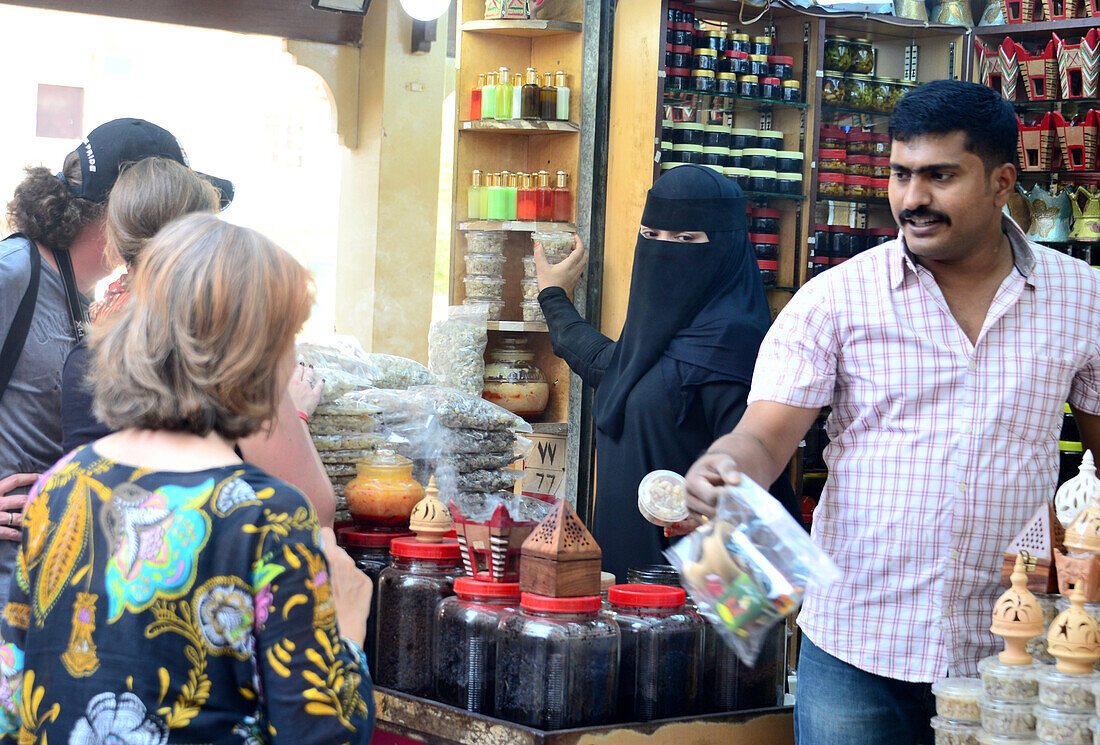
[888,79,1018,171]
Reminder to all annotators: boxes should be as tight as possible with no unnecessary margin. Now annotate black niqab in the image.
[594,165,772,440]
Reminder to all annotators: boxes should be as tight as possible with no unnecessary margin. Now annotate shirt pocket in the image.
[996,352,1078,442]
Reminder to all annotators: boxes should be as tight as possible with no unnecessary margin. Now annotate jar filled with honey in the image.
[345,449,425,530]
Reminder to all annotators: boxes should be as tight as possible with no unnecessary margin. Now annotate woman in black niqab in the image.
[536,164,798,582]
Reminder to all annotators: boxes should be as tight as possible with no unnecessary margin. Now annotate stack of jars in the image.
[1032,665,1098,745]
[464,230,507,320]
[810,225,895,276]
[931,678,983,745]
[665,1,695,90]
[661,124,803,195]
[466,169,572,222]
[750,206,780,287]
[337,528,411,676]
[977,655,1040,742]
[817,126,890,201]
[527,231,574,321]
[821,35,916,113]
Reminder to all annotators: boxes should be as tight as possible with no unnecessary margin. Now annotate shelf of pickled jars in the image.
[820,76,916,119]
[488,320,549,333]
[459,221,576,232]
[820,103,893,121]
[663,86,808,112]
[460,120,581,134]
[460,19,582,37]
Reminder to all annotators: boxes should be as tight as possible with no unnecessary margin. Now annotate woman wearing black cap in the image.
[534,164,798,582]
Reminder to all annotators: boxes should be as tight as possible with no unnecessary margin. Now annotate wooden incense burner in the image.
[518,499,602,597]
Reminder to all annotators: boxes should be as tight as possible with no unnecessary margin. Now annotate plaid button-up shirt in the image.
[750,218,1100,681]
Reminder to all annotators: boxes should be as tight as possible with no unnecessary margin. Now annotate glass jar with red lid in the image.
[434,577,520,715]
[819,149,847,174]
[338,528,411,676]
[847,174,871,199]
[750,233,780,261]
[495,593,620,729]
[603,584,704,722]
[848,154,872,178]
[871,177,889,200]
[829,226,853,258]
[375,537,464,696]
[768,55,794,80]
[870,132,891,157]
[757,259,778,286]
[820,126,847,151]
[818,172,846,199]
[869,227,897,246]
[750,207,781,234]
[871,156,890,179]
[846,129,873,156]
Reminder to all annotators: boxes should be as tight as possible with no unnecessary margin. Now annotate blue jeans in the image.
[795,636,935,745]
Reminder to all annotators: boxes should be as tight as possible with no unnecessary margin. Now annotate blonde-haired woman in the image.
[60,157,337,527]
[2,213,374,745]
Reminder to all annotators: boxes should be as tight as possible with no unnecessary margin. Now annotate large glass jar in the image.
[481,336,549,421]
[889,79,916,109]
[344,449,425,530]
[434,577,521,715]
[337,528,409,676]
[375,537,464,696]
[870,78,892,113]
[495,593,620,729]
[822,72,845,106]
[706,623,785,712]
[824,35,852,72]
[604,584,704,722]
[845,73,874,111]
[850,38,875,74]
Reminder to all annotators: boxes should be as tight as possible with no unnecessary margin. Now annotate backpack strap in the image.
[0,236,42,404]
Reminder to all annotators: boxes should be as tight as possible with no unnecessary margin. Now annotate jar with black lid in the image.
[693,47,717,71]
[747,170,776,193]
[752,35,775,57]
[338,528,410,675]
[727,149,743,168]
[702,124,730,149]
[756,129,784,150]
[737,74,759,98]
[667,68,690,90]
[730,128,757,150]
[672,143,703,164]
[776,172,803,195]
[691,69,716,94]
[700,147,727,167]
[703,29,726,53]
[751,233,779,261]
[748,54,769,77]
[495,593,620,729]
[667,45,692,69]
[604,584,703,722]
[743,148,777,171]
[768,55,795,80]
[776,151,803,173]
[716,72,737,95]
[750,207,781,234]
[728,32,749,54]
[781,80,801,102]
[760,77,782,99]
[434,577,520,715]
[667,26,693,47]
[375,537,464,696]
[673,122,704,146]
[757,259,778,287]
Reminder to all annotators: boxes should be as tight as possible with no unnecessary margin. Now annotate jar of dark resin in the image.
[338,528,410,675]
[374,537,463,696]
[495,593,620,729]
[750,207,781,234]
[604,584,704,722]
[705,623,786,712]
[750,233,779,261]
[433,577,520,715]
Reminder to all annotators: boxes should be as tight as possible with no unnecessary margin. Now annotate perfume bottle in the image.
[539,72,557,121]
[470,73,485,120]
[481,72,497,120]
[551,171,572,222]
[467,170,484,220]
[495,66,513,120]
[554,71,570,121]
[521,67,540,120]
[535,170,553,221]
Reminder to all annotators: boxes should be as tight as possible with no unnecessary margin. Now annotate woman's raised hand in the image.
[535,234,588,295]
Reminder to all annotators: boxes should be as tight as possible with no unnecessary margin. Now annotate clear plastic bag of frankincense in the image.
[665,475,839,665]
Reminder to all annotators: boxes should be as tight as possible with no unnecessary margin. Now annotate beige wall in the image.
[294,0,449,363]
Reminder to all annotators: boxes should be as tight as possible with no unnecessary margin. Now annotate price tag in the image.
[521,433,567,501]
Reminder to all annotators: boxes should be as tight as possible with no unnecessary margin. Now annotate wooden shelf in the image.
[821,104,892,120]
[744,190,807,201]
[459,221,576,232]
[488,320,548,332]
[973,17,1100,38]
[460,19,582,37]
[664,87,810,111]
[816,195,891,207]
[460,120,580,134]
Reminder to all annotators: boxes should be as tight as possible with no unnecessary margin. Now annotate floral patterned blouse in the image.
[0,446,374,745]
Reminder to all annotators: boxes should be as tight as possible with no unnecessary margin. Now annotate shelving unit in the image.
[450,0,601,507]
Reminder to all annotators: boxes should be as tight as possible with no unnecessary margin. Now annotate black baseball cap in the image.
[67,118,234,209]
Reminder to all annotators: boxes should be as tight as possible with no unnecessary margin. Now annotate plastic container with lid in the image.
[871,133,891,157]
[751,233,779,261]
[464,274,505,299]
[344,449,425,530]
[752,35,774,57]
[672,122,704,146]
[337,528,410,676]
[666,45,692,69]
[748,54,769,77]
[463,296,503,321]
[757,130,784,150]
[464,251,505,277]
[744,148,777,171]
[932,678,983,722]
[523,253,537,278]
[434,577,521,715]
[747,170,777,193]
[979,657,1040,702]
[716,72,737,95]
[847,129,873,156]
[848,154,872,177]
[776,151,804,174]
[781,79,801,102]
[750,207,781,234]
[768,55,794,80]
[760,77,782,100]
[521,298,545,323]
[977,733,1037,745]
[703,124,730,149]
[1039,668,1098,713]
[691,69,716,94]
[822,71,845,105]
[979,695,1037,735]
[637,470,689,527]
[604,584,704,722]
[727,149,744,169]
[466,230,506,253]
[728,32,750,54]
[700,146,728,168]
[737,75,759,98]
[730,128,757,149]
[672,143,703,164]
[724,166,750,184]
[871,178,889,200]
[847,174,871,198]
[757,259,778,286]
[1036,704,1091,743]
[375,537,464,696]
[495,593,620,729]
[820,126,847,150]
[930,716,980,745]
[818,172,847,199]
[819,149,848,173]
[871,156,891,179]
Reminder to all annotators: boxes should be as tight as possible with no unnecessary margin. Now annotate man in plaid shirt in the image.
[685,80,1100,745]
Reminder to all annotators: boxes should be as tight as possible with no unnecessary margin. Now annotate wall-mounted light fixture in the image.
[398,0,451,21]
